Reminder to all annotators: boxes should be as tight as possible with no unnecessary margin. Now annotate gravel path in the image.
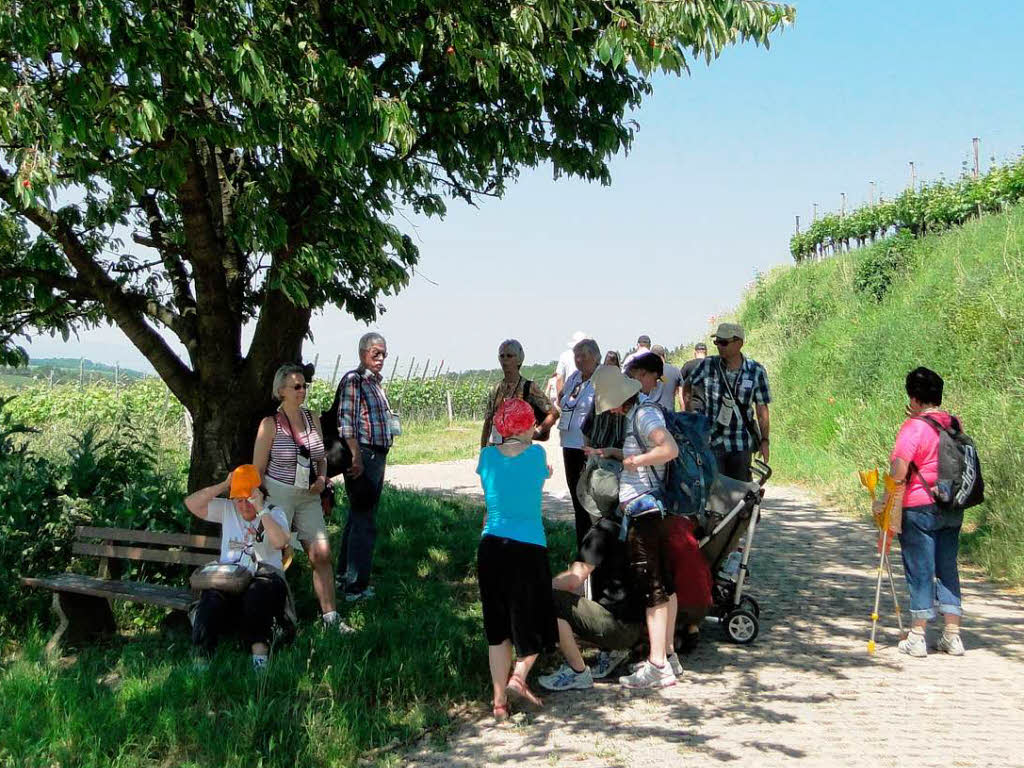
[390,445,1024,768]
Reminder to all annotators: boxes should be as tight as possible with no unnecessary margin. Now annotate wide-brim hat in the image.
[592,364,642,414]
[713,322,745,341]
[577,456,623,520]
[567,330,588,348]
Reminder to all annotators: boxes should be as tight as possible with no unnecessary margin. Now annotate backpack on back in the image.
[912,414,984,512]
[321,371,359,477]
[632,403,718,529]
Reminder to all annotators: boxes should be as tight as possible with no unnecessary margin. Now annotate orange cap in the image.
[229,464,261,499]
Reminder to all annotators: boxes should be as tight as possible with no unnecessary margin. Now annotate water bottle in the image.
[718,548,743,582]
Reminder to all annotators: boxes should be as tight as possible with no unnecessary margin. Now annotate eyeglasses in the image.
[499,353,518,359]
[291,383,308,390]
[369,350,387,360]
[713,338,739,346]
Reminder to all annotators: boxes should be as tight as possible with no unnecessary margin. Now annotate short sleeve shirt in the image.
[558,370,596,449]
[477,444,548,546]
[689,356,771,452]
[891,413,953,509]
[207,499,288,573]
[619,403,668,503]
[555,349,575,382]
[482,377,555,445]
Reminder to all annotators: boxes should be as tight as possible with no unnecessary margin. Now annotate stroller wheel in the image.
[739,595,760,617]
[724,609,759,644]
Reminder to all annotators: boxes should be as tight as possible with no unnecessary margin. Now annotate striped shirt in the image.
[266,407,325,486]
[688,355,771,452]
[337,367,393,449]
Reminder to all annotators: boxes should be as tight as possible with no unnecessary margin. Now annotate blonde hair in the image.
[271,364,306,401]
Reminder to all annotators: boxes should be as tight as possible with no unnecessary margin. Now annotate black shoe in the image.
[678,630,700,655]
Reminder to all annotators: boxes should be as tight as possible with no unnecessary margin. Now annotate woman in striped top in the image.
[254,364,346,630]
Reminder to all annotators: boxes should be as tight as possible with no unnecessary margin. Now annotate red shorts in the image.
[665,516,713,622]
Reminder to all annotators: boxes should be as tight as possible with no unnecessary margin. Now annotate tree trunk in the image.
[187,395,274,492]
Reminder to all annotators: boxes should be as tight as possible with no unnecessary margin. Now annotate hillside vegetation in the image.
[739,204,1024,582]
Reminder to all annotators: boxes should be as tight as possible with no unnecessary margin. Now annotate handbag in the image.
[190,561,253,593]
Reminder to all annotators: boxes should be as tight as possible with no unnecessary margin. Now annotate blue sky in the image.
[27,0,1024,374]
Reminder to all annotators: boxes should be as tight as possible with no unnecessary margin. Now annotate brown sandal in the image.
[493,702,509,722]
[506,675,543,710]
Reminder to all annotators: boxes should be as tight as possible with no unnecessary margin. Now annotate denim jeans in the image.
[898,504,964,620]
[337,445,388,593]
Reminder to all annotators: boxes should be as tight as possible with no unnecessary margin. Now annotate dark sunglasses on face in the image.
[369,350,387,360]
[291,383,308,390]
[499,353,518,359]
[714,338,738,346]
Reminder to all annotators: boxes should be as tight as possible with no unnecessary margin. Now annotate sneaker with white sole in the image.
[898,631,928,657]
[344,586,375,602]
[937,632,965,656]
[538,663,594,691]
[629,653,683,677]
[619,660,676,689]
[590,649,629,680]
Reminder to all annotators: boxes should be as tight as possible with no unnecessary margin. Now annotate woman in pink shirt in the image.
[883,367,965,658]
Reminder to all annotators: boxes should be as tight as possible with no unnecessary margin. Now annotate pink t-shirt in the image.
[890,412,954,508]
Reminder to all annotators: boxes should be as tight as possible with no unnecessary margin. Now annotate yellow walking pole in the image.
[885,552,905,637]
[859,470,898,655]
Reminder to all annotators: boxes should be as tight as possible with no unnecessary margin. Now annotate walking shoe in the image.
[252,654,269,672]
[344,586,375,602]
[937,632,965,656]
[590,649,629,680]
[322,611,357,635]
[619,660,676,689]
[628,653,683,677]
[538,663,594,692]
[898,630,928,657]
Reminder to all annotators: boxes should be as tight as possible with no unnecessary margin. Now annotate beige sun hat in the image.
[576,456,623,520]
[712,322,745,341]
[592,364,642,415]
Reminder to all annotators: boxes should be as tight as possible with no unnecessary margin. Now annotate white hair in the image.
[271,364,306,401]
[498,339,525,367]
[359,332,387,353]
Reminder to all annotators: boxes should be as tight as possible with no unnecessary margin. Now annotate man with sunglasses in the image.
[683,323,771,481]
[331,332,397,601]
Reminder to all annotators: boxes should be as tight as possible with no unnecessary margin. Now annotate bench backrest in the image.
[73,526,220,567]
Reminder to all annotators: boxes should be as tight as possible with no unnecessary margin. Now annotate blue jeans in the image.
[337,445,388,593]
[898,504,964,620]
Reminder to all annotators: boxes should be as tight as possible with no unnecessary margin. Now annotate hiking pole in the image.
[884,553,905,637]
[868,526,890,655]
[859,469,898,655]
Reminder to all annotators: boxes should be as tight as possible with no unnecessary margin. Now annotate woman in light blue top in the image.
[476,398,556,720]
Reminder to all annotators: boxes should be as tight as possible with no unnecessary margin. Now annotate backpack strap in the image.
[630,401,668,487]
[907,413,952,506]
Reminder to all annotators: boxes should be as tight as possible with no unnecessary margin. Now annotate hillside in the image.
[737,203,1024,582]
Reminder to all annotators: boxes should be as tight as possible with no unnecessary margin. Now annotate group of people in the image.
[181,325,971,705]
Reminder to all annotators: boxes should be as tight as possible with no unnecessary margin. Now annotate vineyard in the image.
[790,155,1024,261]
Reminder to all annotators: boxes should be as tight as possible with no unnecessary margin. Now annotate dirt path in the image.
[390,447,1024,768]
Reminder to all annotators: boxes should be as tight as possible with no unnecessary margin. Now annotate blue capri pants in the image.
[898,504,964,620]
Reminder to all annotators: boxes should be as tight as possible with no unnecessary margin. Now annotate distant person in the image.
[684,323,770,481]
[558,337,601,549]
[620,334,652,373]
[185,465,293,670]
[254,364,346,630]
[603,350,622,369]
[650,344,682,412]
[334,332,397,602]
[477,399,557,719]
[879,367,971,658]
[481,339,558,447]
[590,365,679,689]
[556,331,588,401]
[680,343,708,412]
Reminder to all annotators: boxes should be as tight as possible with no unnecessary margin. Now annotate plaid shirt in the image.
[337,367,393,449]
[689,355,771,452]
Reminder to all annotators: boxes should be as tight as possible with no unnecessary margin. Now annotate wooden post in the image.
[79,357,84,387]
[421,358,431,381]
[405,357,415,381]
[388,356,399,382]
[312,353,319,371]
[795,215,800,234]
[446,389,454,425]
[840,193,846,217]
[909,161,916,191]
[330,354,342,387]
[812,203,818,222]
[870,181,876,205]
[48,369,54,388]
[972,137,980,178]
[435,359,444,379]
[114,363,120,387]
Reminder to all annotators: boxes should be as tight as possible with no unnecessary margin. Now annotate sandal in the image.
[492,702,509,722]
[506,675,543,711]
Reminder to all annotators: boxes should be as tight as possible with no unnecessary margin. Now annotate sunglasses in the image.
[291,383,308,390]
[369,349,387,360]
[713,338,739,346]
[499,353,518,359]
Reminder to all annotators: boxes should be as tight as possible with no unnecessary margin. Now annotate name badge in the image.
[716,396,735,427]
[294,452,311,489]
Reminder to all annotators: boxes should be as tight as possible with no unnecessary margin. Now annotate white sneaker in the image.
[538,663,594,691]
[898,631,928,657]
[937,632,965,656]
[322,612,357,635]
[618,660,676,689]
[590,649,629,679]
[628,653,683,677]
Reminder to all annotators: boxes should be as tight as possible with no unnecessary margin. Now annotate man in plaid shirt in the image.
[332,332,395,601]
[684,323,771,482]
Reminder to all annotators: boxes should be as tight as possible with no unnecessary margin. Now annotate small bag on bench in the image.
[190,562,252,594]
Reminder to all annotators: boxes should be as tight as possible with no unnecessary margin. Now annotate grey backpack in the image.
[911,415,984,512]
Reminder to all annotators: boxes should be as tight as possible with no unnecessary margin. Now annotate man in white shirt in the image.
[185,464,294,669]
[556,330,588,400]
[651,344,682,412]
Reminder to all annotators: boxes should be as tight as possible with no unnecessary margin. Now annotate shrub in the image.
[853,230,916,301]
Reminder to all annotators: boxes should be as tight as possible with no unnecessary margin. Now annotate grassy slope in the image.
[737,204,1024,582]
[0,487,575,768]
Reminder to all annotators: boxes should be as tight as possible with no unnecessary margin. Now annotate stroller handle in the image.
[752,458,772,486]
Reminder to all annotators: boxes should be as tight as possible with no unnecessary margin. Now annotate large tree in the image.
[0,0,793,488]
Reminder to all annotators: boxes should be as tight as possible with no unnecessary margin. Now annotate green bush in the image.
[740,202,1024,582]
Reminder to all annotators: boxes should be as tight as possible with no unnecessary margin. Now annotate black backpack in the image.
[911,414,984,512]
[321,371,359,477]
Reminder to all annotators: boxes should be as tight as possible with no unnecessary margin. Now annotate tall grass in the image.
[738,203,1024,582]
[0,487,576,768]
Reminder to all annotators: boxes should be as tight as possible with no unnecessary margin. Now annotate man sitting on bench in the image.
[184,464,291,670]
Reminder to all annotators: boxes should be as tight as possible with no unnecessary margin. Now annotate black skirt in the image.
[477,535,557,657]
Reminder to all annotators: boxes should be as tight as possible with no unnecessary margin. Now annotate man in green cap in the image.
[683,322,771,481]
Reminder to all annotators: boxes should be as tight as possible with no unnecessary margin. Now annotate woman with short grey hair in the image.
[559,338,601,547]
[481,339,557,448]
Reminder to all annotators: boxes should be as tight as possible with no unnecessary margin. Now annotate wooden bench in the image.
[21,526,220,651]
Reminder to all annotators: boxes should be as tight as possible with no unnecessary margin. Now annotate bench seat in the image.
[21,573,195,612]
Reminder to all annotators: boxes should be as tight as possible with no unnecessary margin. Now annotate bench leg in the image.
[46,592,117,652]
